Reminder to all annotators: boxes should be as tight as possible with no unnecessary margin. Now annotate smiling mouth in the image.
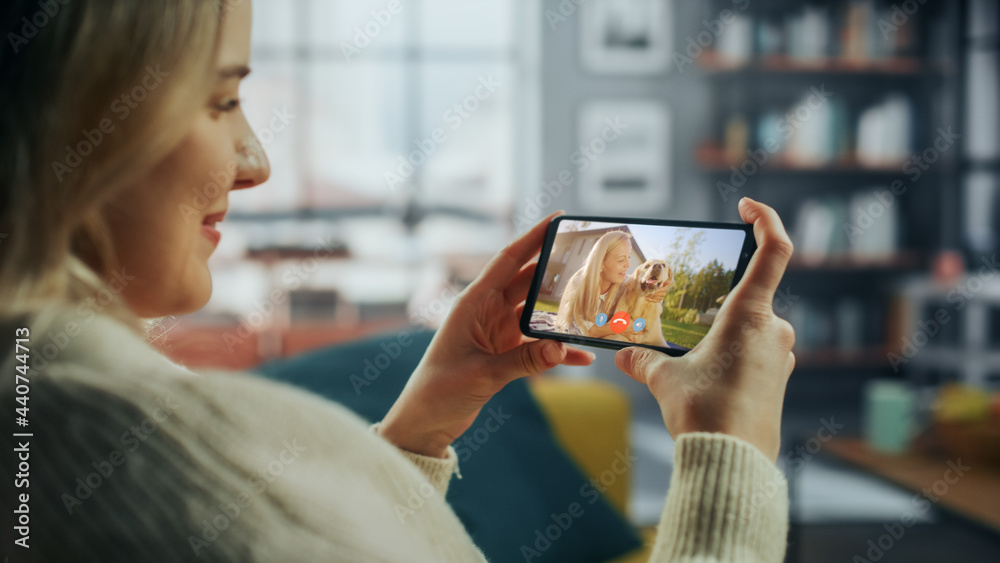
[201,224,222,247]
[199,209,227,248]
[202,209,227,227]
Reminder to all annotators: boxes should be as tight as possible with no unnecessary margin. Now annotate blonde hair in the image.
[0,0,226,335]
[555,230,631,334]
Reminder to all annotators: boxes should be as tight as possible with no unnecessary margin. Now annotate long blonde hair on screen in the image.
[0,0,226,335]
[555,230,631,334]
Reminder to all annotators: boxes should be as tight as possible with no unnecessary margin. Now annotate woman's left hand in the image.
[378,211,595,458]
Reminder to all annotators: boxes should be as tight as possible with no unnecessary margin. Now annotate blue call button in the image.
[595,313,608,327]
[633,318,646,332]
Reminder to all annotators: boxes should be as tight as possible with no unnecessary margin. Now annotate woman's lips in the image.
[201,224,221,247]
[201,209,226,248]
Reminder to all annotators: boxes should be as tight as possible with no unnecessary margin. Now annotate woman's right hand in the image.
[614,198,796,462]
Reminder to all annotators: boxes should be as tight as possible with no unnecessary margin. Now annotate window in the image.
[205,0,539,322]
[238,0,531,218]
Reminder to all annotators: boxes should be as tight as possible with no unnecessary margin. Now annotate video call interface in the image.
[528,220,747,351]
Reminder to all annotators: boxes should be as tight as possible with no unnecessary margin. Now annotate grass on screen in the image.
[535,299,710,349]
[535,299,560,313]
[660,320,710,350]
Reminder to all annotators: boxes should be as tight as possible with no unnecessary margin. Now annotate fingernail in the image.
[616,348,634,366]
[543,341,562,363]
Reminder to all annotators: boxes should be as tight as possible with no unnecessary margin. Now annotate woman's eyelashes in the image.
[215,98,242,112]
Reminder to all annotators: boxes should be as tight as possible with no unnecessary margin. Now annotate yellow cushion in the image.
[528,376,633,516]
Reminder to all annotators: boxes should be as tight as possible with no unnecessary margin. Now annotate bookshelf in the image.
[786,251,924,273]
[695,142,926,175]
[695,0,963,403]
[698,50,925,74]
[793,346,901,369]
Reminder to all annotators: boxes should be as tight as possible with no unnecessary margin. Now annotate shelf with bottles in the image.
[695,142,923,175]
[787,188,932,273]
[786,251,925,274]
[779,291,905,372]
[793,346,903,369]
[698,88,930,178]
[697,51,927,75]
[695,0,937,78]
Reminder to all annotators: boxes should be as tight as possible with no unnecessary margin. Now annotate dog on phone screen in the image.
[606,259,673,346]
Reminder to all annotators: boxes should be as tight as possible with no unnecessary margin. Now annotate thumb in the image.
[497,339,566,380]
[614,346,667,385]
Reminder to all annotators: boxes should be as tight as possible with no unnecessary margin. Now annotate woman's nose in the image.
[232,134,270,190]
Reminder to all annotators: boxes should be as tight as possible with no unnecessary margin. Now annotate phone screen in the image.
[523,217,752,354]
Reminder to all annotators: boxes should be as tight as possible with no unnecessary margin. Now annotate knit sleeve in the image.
[370,422,461,496]
[648,433,789,563]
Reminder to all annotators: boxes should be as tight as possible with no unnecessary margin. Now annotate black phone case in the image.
[519,215,757,357]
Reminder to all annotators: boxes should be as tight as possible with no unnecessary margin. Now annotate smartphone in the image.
[520,215,756,357]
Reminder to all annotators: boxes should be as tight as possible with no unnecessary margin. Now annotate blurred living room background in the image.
[153,1,1000,561]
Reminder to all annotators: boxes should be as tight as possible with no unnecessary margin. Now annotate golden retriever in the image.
[605,259,672,347]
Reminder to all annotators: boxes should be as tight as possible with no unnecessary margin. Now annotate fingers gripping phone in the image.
[519,216,756,357]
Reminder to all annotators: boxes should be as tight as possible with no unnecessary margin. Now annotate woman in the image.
[0,1,796,561]
[554,230,629,337]
[555,231,669,343]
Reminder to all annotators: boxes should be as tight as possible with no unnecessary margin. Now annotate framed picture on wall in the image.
[576,101,671,214]
[580,0,673,75]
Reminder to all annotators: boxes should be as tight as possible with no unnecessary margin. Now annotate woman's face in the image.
[102,0,269,318]
[601,241,631,287]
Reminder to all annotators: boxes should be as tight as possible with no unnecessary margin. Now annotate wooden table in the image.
[824,438,1000,534]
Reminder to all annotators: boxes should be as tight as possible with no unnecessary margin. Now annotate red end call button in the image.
[609,311,631,334]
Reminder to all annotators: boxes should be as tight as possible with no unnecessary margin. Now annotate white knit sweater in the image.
[0,306,789,562]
